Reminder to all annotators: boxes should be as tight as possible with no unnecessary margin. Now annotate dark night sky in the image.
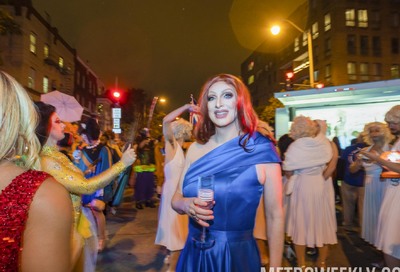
[33,0,302,111]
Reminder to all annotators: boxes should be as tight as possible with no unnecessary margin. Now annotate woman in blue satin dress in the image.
[172,74,284,272]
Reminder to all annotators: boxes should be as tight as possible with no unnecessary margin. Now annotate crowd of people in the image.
[2,68,400,271]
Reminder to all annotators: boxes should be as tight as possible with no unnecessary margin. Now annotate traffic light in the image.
[285,71,294,91]
[106,88,126,105]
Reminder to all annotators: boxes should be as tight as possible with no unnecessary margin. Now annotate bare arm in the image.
[171,143,213,227]
[361,150,400,172]
[259,163,284,268]
[323,141,339,180]
[21,177,73,272]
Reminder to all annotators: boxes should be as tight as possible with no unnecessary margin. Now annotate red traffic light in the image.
[112,90,121,99]
[286,71,294,79]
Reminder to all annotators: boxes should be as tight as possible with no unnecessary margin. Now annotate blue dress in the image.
[176,132,280,272]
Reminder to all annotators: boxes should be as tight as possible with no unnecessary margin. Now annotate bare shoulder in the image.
[185,141,211,163]
[31,177,72,218]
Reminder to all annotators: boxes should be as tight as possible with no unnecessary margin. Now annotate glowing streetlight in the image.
[271,19,315,87]
[159,97,166,103]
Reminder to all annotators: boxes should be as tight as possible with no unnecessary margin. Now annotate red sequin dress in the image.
[0,170,49,272]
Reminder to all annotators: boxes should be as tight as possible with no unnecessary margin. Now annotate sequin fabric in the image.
[0,170,49,272]
[40,145,126,226]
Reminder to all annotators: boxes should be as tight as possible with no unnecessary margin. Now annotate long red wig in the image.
[194,74,258,147]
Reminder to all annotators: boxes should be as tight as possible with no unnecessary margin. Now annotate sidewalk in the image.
[96,189,382,271]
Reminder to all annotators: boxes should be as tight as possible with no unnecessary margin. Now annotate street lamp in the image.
[271,19,315,88]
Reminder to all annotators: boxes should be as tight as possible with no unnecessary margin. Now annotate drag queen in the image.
[35,102,136,271]
[362,105,400,268]
[155,103,196,271]
[172,74,284,271]
[283,116,336,268]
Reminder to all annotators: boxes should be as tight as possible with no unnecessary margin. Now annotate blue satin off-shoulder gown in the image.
[176,132,280,272]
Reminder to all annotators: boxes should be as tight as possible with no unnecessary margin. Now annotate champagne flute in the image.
[194,175,215,248]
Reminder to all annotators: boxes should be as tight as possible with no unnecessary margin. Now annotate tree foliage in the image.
[256,96,284,127]
[0,9,21,35]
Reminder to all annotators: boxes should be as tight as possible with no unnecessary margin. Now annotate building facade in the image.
[241,0,400,107]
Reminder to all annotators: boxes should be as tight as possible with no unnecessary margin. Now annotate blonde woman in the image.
[283,116,336,268]
[0,71,73,271]
[350,122,392,248]
[155,103,196,271]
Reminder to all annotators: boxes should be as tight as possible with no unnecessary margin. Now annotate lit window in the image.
[30,33,37,54]
[347,62,357,80]
[294,37,300,52]
[391,64,400,78]
[345,9,356,26]
[324,13,331,31]
[58,57,64,68]
[43,76,49,93]
[371,63,382,76]
[248,75,254,85]
[248,61,254,71]
[360,63,369,80]
[325,64,331,83]
[358,10,368,28]
[302,32,308,46]
[44,44,49,58]
[312,22,319,39]
[28,67,36,88]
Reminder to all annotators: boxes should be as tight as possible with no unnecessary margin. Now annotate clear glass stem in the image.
[201,227,206,243]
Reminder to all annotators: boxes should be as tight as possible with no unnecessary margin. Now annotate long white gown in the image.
[155,145,188,251]
[375,140,400,258]
[361,145,388,245]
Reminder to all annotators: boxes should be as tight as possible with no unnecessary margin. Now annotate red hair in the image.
[194,74,258,147]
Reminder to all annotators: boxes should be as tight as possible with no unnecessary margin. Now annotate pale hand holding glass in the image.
[194,175,215,249]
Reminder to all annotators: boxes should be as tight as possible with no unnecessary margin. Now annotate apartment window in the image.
[325,38,332,57]
[360,63,369,80]
[43,76,49,93]
[392,12,399,27]
[58,57,64,68]
[391,64,400,78]
[371,63,382,79]
[294,37,300,52]
[358,10,368,28]
[372,36,381,56]
[347,35,356,55]
[248,75,254,85]
[28,67,36,88]
[312,22,319,39]
[325,64,331,82]
[360,35,369,55]
[248,61,254,71]
[346,9,356,26]
[29,33,37,54]
[347,62,357,80]
[302,32,308,46]
[44,44,49,58]
[392,38,399,54]
[324,13,331,31]
[370,11,381,29]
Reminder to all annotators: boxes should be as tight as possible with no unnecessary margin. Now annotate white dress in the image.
[283,134,337,247]
[361,145,388,245]
[155,145,188,251]
[375,140,400,258]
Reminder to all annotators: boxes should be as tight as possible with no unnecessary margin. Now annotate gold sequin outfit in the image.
[40,145,126,231]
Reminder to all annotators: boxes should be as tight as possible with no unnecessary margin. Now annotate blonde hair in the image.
[362,121,393,146]
[0,71,41,169]
[289,116,317,140]
[171,118,193,141]
[385,105,400,124]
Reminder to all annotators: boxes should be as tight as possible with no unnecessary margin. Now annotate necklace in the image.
[86,140,100,150]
